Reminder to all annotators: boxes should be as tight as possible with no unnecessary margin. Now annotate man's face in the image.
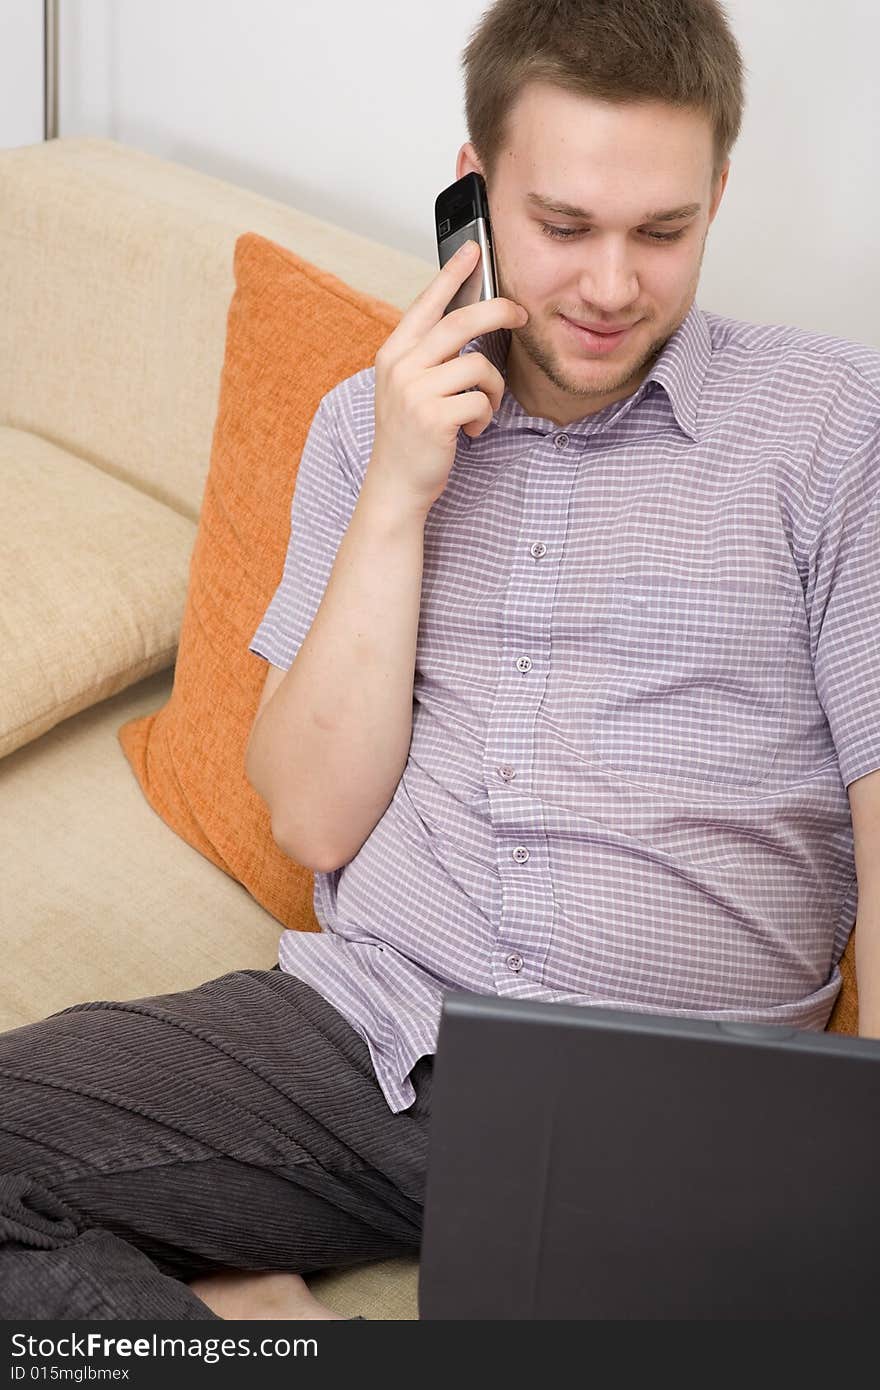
[456,83,729,426]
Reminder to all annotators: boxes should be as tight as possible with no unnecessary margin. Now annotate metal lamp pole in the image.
[44,0,58,140]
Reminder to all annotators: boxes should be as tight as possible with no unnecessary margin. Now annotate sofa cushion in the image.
[0,427,195,760]
[0,667,285,1034]
[0,137,432,523]
[117,231,400,933]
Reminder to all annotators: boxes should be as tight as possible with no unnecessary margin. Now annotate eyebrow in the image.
[526,192,702,223]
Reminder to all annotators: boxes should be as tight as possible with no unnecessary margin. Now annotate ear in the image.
[456,142,484,183]
[708,161,731,225]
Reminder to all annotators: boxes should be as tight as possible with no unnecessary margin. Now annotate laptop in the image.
[417,992,880,1319]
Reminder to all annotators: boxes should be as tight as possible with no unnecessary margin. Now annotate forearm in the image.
[855,897,880,1039]
[246,464,429,872]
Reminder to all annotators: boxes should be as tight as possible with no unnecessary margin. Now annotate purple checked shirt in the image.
[249,300,880,1114]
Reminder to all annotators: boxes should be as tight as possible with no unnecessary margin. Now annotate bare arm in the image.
[246,467,429,872]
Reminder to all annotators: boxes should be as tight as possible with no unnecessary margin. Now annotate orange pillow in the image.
[827,932,858,1035]
[118,231,400,933]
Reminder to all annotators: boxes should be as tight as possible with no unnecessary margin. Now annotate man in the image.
[1,0,878,1321]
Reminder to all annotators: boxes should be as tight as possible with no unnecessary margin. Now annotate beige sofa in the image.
[0,135,436,1320]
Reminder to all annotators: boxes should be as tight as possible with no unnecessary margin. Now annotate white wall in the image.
[2,0,877,346]
[0,0,44,148]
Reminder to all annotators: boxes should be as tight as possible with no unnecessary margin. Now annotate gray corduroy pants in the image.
[0,965,432,1319]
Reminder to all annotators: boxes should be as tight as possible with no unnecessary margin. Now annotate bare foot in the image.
[187,1268,346,1320]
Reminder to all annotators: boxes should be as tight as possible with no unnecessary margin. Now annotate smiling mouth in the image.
[560,315,637,353]
[566,319,635,333]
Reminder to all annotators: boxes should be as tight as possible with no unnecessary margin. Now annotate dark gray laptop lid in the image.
[418,993,880,1319]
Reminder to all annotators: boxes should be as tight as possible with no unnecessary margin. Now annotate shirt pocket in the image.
[588,570,802,794]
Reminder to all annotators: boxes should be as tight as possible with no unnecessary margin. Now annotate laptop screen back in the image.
[418,993,880,1319]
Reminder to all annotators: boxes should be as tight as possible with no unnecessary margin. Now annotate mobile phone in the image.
[435,172,500,316]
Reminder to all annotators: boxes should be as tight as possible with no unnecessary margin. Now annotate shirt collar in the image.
[458,299,711,445]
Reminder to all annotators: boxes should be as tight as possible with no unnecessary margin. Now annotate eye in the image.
[539,224,581,240]
[540,223,687,244]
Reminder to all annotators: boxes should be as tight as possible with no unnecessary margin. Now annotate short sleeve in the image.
[809,400,880,789]
[248,390,361,670]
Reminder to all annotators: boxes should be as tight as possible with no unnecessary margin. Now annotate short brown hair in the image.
[461,0,746,189]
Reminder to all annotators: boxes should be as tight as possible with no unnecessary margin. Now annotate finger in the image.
[412,292,526,373]
[393,241,482,350]
[446,387,495,438]
[430,353,506,412]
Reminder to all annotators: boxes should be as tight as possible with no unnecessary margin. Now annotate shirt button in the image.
[512,846,530,864]
[554,433,569,448]
[496,765,516,781]
[529,541,547,559]
[515,655,532,673]
[506,952,524,972]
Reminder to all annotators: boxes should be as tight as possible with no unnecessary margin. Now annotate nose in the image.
[576,243,639,316]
